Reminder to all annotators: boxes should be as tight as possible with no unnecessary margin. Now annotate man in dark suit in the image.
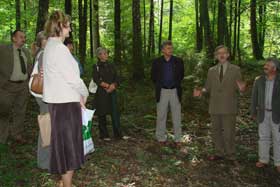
[251,58,280,172]
[0,30,32,144]
[151,40,184,146]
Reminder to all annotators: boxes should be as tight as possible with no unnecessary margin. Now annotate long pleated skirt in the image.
[48,102,84,174]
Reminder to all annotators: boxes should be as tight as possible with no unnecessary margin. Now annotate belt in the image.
[8,80,25,83]
[265,109,272,112]
[162,86,176,89]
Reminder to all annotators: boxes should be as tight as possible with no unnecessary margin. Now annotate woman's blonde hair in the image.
[44,10,70,37]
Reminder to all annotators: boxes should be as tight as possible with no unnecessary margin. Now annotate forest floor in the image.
[1,63,280,187]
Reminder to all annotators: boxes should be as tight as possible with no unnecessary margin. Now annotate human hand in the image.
[251,115,256,121]
[39,69,43,78]
[236,80,246,92]
[80,96,87,109]
[106,84,116,93]
[193,87,202,97]
[100,82,110,89]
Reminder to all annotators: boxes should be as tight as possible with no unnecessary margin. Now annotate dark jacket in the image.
[151,56,184,102]
[250,74,280,124]
[92,61,119,116]
[0,44,32,88]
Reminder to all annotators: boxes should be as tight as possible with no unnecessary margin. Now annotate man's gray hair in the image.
[96,47,108,56]
[266,57,280,71]
[161,40,172,50]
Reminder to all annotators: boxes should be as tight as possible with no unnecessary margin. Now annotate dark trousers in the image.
[0,81,29,143]
[98,114,122,138]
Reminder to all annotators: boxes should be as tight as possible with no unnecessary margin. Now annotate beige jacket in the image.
[205,63,242,114]
[43,37,88,103]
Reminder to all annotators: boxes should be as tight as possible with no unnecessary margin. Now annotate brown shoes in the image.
[159,141,167,146]
[207,155,224,161]
[256,161,267,168]
[276,166,280,173]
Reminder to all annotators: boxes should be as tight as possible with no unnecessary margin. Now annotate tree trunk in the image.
[132,0,144,80]
[227,0,233,53]
[15,0,21,30]
[195,0,203,52]
[65,0,72,16]
[199,0,214,58]
[114,0,121,64]
[237,0,241,61]
[143,0,147,56]
[148,0,155,57]
[93,0,100,53]
[258,3,266,54]
[232,0,238,60]
[89,0,94,58]
[168,0,173,40]
[217,0,228,45]
[23,0,27,30]
[158,0,164,54]
[36,0,49,34]
[79,0,88,64]
[250,0,263,60]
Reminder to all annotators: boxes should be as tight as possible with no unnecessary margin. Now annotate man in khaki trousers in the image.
[0,30,32,144]
[194,45,246,161]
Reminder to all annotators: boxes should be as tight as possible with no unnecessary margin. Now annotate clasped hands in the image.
[100,82,117,93]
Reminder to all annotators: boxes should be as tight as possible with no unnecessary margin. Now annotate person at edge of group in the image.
[0,30,32,145]
[193,45,246,162]
[29,31,50,170]
[43,10,89,187]
[92,47,122,141]
[250,58,280,173]
[64,38,84,76]
[151,40,185,147]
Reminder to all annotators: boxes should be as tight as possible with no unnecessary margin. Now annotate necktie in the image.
[17,49,27,74]
[219,64,223,82]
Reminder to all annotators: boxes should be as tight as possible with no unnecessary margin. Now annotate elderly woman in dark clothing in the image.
[93,47,122,140]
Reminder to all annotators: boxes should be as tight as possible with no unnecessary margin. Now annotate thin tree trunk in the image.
[79,0,88,64]
[232,0,238,60]
[93,0,100,53]
[195,0,203,52]
[132,0,144,80]
[250,0,263,60]
[200,0,215,58]
[237,0,241,61]
[227,0,233,53]
[89,0,94,58]
[36,0,49,34]
[143,0,147,57]
[217,0,227,45]
[148,0,155,57]
[114,0,121,64]
[168,0,173,40]
[158,0,164,54]
[258,3,266,54]
[65,0,72,16]
[23,0,27,30]
[15,0,21,30]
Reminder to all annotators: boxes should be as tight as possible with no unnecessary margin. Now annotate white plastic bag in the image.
[88,79,98,93]
[82,108,95,155]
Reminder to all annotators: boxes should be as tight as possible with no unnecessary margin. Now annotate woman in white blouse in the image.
[43,10,88,187]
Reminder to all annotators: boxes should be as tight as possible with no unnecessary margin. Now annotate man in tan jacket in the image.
[194,45,246,161]
[0,30,32,144]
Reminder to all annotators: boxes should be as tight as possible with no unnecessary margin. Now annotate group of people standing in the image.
[153,41,280,173]
[0,9,280,187]
[0,10,121,186]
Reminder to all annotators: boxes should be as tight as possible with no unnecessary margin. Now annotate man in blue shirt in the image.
[151,40,184,147]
